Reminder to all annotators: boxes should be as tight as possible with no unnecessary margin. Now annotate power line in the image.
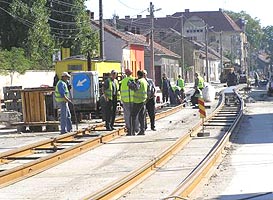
[116,0,143,11]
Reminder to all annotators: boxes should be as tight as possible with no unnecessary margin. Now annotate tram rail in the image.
[82,89,243,200]
[0,102,184,188]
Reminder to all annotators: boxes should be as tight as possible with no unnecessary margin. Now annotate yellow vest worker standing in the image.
[194,72,204,90]
[191,72,205,106]
[55,72,72,134]
[120,69,139,134]
[104,70,119,130]
[130,70,148,136]
[176,74,185,100]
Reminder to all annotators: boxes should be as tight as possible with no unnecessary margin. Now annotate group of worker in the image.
[54,70,202,135]
[160,73,185,105]
[103,69,156,136]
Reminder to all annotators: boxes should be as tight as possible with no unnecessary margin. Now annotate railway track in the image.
[0,102,184,188]
[81,89,243,200]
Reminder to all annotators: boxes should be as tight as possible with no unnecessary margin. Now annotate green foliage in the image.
[5,0,99,69]
[0,47,32,74]
[72,0,99,56]
[11,0,55,69]
[262,26,273,64]
[225,10,263,49]
[0,0,28,50]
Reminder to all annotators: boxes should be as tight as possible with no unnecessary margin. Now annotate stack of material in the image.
[3,86,22,113]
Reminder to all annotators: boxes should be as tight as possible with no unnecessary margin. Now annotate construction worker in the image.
[191,72,204,106]
[176,75,185,100]
[160,73,171,103]
[194,72,204,90]
[143,70,156,131]
[131,70,148,135]
[104,70,119,130]
[170,85,182,105]
[120,69,139,134]
[55,72,72,134]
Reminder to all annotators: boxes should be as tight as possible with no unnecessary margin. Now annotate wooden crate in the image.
[21,87,54,123]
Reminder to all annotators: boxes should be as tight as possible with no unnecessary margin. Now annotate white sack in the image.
[202,84,216,102]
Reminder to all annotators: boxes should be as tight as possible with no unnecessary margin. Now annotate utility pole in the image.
[180,14,185,80]
[99,0,104,60]
[220,31,223,73]
[149,2,155,80]
[205,26,209,82]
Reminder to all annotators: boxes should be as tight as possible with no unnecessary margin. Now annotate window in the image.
[159,31,165,39]
[131,26,136,33]
[136,27,140,34]
[68,65,82,71]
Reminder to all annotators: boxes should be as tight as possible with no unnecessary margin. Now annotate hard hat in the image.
[61,72,71,78]
[143,70,147,75]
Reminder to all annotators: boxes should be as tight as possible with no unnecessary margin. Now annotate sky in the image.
[85,0,272,27]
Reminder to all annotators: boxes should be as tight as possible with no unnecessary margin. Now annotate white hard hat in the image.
[61,72,71,78]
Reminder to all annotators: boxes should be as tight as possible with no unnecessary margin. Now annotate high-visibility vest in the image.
[105,78,119,100]
[177,78,185,89]
[172,85,181,92]
[198,76,204,89]
[133,78,148,103]
[55,80,69,102]
[120,76,134,103]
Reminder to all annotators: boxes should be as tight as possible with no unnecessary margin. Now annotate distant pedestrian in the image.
[254,71,260,87]
[143,70,156,131]
[160,73,171,103]
[55,72,72,134]
[104,70,119,130]
[226,68,238,87]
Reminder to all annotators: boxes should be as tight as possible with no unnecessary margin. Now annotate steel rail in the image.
[0,104,183,188]
[81,94,226,200]
[166,91,243,199]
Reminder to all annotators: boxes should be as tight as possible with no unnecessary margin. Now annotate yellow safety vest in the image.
[133,78,148,103]
[105,78,119,100]
[198,76,204,89]
[120,76,134,103]
[177,78,185,89]
[55,80,69,102]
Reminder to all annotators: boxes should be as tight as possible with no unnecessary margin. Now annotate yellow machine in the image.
[54,56,122,121]
[55,56,121,79]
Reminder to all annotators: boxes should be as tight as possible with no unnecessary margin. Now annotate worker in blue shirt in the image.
[55,72,72,134]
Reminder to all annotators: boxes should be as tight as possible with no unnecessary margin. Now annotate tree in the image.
[0,47,32,85]
[0,0,29,50]
[262,26,273,73]
[11,0,55,69]
[225,10,263,50]
[72,0,99,56]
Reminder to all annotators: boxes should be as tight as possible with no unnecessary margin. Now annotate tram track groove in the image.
[0,103,185,188]
[82,90,243,200]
